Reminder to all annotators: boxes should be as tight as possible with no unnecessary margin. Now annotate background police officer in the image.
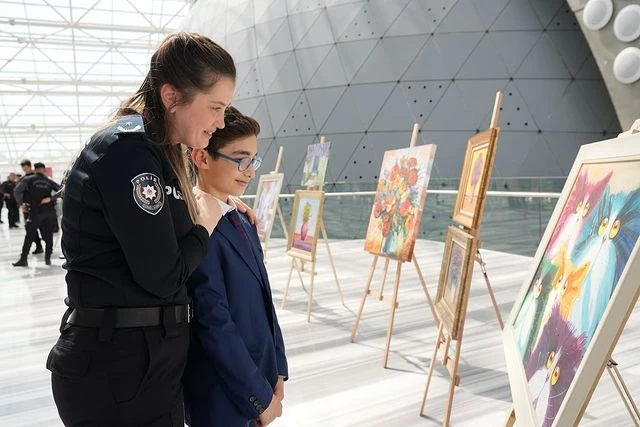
[13,162,61,266]
[1,173,20,228]
[18,159,44,253]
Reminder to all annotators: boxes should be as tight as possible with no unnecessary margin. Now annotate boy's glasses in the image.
[213,150,262,172]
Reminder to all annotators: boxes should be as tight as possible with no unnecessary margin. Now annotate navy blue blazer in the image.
[183,210,288,427]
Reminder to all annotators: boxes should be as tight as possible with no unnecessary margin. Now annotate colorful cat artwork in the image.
[525,305,586,427]
[570,187,640,342]
[546,170,611,260]
[514,260,558,360]
[537,245,590,328]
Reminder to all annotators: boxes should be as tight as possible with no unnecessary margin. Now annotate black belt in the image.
[67,305,190,328]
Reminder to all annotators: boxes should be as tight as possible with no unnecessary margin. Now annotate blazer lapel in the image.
[243,220,272,295]
[216,217,263,283]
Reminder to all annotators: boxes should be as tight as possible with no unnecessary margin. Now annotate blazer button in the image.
[249,396,257,403]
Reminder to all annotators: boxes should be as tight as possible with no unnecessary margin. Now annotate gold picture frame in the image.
[434,225,477,340]
[452,128,499,231]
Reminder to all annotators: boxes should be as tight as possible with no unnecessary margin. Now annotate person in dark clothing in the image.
[18,159,44,253]
[0,181,4,224]
[12,163,61,266]
[45,32,240,427]
[184,107,287,427]
[1,173,19,227]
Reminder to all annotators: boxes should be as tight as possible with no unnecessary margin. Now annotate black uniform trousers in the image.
[20,211,55,258]
[22,210,43,248]
[6,198,19,226]
[47,308,189,426]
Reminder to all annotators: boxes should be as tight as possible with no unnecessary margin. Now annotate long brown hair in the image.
[117,32,236,222]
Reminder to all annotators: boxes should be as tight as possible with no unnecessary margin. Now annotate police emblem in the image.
[131,173,164,215]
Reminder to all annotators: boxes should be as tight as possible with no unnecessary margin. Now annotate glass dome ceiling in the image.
[0,0,191,177]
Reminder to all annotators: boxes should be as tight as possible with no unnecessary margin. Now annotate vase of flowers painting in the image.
[364,144,437,262]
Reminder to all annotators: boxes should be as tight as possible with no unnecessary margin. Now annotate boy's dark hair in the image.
[205,106,261,155]
[34,162,46,169]
[20,159,31,167]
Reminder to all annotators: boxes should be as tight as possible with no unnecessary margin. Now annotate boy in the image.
[184,107,288,427]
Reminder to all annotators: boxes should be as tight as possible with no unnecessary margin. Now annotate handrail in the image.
[240,189,561,200]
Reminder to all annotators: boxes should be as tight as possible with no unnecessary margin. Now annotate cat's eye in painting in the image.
[609,219,621,239]
[546,351,555,369]
[598,217,609,236]
[551,365,561,386]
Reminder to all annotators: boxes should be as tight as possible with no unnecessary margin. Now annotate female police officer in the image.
[46,33,237,426]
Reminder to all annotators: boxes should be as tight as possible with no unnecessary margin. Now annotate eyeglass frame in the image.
[212,150,262,172]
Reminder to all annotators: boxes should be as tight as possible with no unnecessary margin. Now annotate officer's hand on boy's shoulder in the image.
[231,196,257,224]
[257,394,282,426]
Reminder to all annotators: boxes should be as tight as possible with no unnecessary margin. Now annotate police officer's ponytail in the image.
[117,32,236,222]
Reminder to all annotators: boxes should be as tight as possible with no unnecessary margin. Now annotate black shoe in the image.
[45,256,51,266]
[9,224,18,228]
[12,258,28,267]
[32,247,44,255]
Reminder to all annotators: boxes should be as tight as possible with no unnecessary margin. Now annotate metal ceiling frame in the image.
[0,0,191,175]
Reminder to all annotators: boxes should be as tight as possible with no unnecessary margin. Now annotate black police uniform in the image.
[17,171,44,250]
[13,172,60,263]
[47,115,210,426]
[1,179,19,227]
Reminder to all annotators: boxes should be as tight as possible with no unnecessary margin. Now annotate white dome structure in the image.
[183,0,620,187]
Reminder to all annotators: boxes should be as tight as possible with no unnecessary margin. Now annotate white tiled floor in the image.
[0,224,637,426]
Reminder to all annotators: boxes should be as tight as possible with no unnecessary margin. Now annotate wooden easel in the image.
[503,357,640,426]
[350,123,438,368]
[281,136,344,322]
[420,92,504,426]
[262,146,289,260]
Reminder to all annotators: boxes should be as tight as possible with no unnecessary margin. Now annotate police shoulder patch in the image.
[115,115,145,134]
[131,172,164,215]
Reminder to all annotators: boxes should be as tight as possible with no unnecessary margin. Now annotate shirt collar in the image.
[193,186,237,216]
[217,196,237,216]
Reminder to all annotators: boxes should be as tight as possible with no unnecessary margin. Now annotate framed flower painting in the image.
[364,144,437,262]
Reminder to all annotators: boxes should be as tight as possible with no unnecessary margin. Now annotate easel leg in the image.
[321,220,344,305]
[442,336,463,427]
[503,408,515,427]
[350,256,378,342]
[276,202,288,242]
[282,257,295,309]
[607,359,640,425]
[293,258,307,292]
[379,258,390,297]
[383,261,402,368]
[476,250,504,330]
[306,260,317,323]
[412,257,438,324]
[420,323,444,415]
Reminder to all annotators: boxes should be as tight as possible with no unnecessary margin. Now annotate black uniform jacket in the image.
[62,115,209,308]
[13,172,61,214]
